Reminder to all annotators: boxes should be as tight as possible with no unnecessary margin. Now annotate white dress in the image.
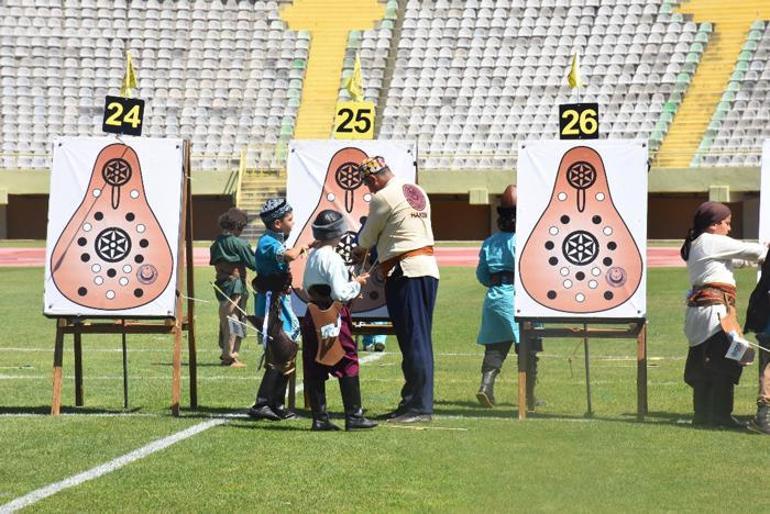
[683,233,765,346]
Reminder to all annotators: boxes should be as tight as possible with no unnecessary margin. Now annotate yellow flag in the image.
[120,50,138,97]
[344,53,364,102]
[567,51,585,89]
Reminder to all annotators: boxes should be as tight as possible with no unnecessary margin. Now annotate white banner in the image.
[514,140,648,319]
[43,136,184,318]
[760,140,770,243]
[286,139,417,318]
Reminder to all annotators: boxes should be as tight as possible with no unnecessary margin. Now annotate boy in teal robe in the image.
[475,186,542,408]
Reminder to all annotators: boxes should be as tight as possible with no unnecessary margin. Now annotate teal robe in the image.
[476,232,520,345]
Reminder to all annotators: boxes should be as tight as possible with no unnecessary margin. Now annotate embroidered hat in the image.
[259,197,292,226]
[311,209,348,241]
[359,155,389,178]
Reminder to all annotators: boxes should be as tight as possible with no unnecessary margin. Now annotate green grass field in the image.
[2,266,770,512]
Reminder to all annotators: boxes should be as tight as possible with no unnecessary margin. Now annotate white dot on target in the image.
[92,189,101,197]
[558,192,567,201]
[588,280,598,289]
[549,226,559,235]
[123,265,132,273]
[364,193,372,202]
[576,293,586,302]
[326,193,335,202]
[603,226,613,236]
[83,223,92,232]
[563,279,573,289]
[136,224,146,233]
[91,264,101,273]
[130,190,139,199]
[595,192,605,201]
[592,267,601,276]
[560,267,569,276]
[106,290,115,300]
[119,277,129,286]
[94,276,103,285]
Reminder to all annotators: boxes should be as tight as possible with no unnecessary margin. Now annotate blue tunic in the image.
[476,232,520,345]
[254,230,300,342]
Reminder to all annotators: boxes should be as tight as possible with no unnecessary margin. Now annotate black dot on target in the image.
[107,268,117,278]
[575,271,585,281]
[607,241,617,250]
[547,290,557,299]
[134,254,144,263]
[94,212,103,221]
[126,213,135,222]
[80,253,90,262]
[134,288,144,298]
[560,215,570,224]
[139,239,149,248]
[77,237,87,246]
[592,215,602,224]
[78,287,87,296]
[603,257,613,266]
[545,241,554,250]
[548,256,558,265]
[604,291,614,300]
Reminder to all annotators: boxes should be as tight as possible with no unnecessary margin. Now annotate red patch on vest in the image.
[402,184,426,211]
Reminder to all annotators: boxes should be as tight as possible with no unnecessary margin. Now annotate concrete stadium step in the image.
[656,0,770,168]
[281,0,385,138]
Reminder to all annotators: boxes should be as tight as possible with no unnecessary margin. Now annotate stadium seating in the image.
[378,0,703,169]
[0,0,768,171]
[0,0,303,170]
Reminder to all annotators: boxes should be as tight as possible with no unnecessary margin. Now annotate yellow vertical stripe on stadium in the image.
[656,0,770,168]
[281,0,384,139]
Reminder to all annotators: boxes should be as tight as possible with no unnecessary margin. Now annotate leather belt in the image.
[490,271,515,286]
[380,246,434,278]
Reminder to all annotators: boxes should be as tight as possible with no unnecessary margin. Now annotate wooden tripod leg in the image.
[171,325,182,417]
[517,323,530,420]
[74,324,83,407]
[51,320,65,416]
[637,321,648,420]
[184,146,198,410]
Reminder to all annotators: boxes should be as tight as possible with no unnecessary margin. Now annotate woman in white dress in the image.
[681,202,766,428]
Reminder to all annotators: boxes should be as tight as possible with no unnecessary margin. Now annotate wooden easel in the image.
[50,140,198,417]
[516,318,648,421]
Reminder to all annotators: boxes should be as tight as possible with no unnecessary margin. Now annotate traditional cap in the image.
[359,155,389,179]
[311,209,347,241]
[259,197,292,226]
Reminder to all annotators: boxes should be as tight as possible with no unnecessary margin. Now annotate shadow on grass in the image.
[0,405,143,416]
[227,421,308,432]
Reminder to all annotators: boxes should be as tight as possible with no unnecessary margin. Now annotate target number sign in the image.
[334,101,375,140]
[102,96,145,136]
[559,103,599,140]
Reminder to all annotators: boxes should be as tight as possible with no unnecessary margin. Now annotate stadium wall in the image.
[0,167,762,240]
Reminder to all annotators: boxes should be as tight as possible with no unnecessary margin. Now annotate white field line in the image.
[0,418,226,513]
[0,347,684,362]
[0,352,386,512]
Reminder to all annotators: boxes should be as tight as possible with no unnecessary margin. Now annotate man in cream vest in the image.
[352,156,439,423]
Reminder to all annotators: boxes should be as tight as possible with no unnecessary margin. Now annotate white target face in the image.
[514,139,648,319]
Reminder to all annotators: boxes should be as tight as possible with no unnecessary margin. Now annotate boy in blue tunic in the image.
[475,186,542,408]
[247,198,311,421]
